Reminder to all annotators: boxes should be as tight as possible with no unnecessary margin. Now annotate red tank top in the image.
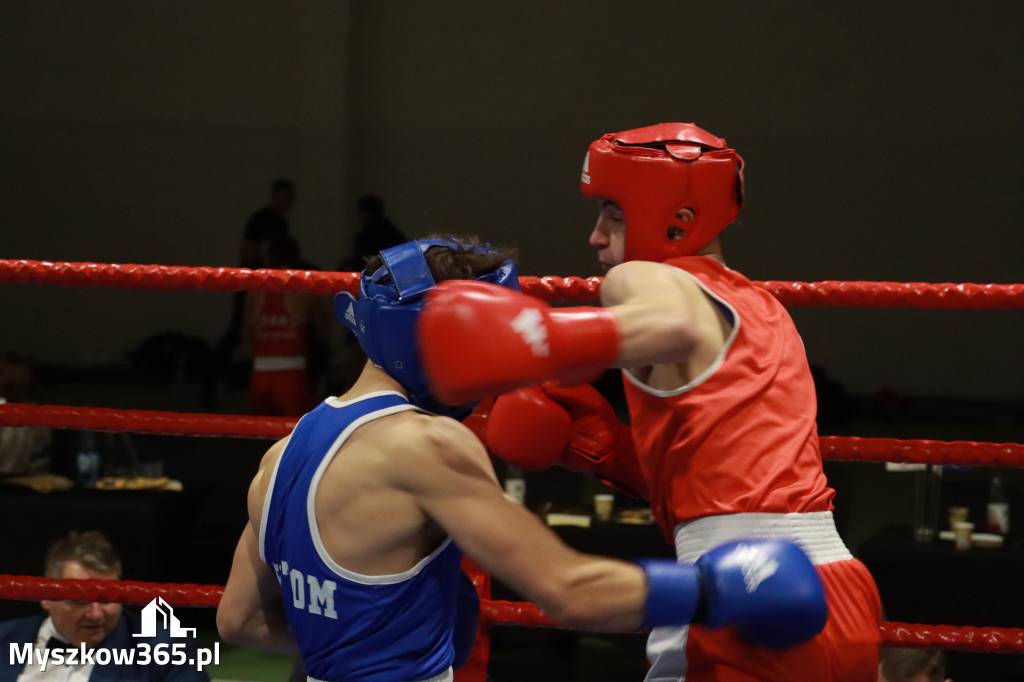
[252,292,308,358]
[623,257,834,536]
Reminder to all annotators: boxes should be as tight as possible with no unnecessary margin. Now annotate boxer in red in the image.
[243,235,329,417]
[418,123,882,681]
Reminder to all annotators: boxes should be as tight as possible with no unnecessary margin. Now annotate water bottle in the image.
[912,464,942,543]
[987,476,1009,535]
[76,431,101,488]
[504,465,526,504]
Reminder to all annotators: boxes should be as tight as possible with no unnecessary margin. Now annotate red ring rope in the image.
[0,260,357,295]
[0,403,1021,466]
[756,280,1024,310]
[0,575,222,608]
[0,403,295,440]
[881,622,1024,655]
[818,436,1024,468]
[0,576,1020,654]
[2,259,1023,308]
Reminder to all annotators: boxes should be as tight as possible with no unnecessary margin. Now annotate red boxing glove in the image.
[540,383,648,499]
[486,387,571,470]
[487,383,648,498]
[418,281,619,406]
[461,396,495,443]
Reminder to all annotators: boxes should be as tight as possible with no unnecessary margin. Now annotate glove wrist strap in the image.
[636,559,702,627]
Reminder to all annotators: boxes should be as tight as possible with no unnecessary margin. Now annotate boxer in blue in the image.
[217,237,828,682]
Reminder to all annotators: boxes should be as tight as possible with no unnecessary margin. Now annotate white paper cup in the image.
[953,521,974,550]
[948,506,969,528]
[593,494,614,522]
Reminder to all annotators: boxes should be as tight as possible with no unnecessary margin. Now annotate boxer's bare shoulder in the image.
[385,412,496,486]
[247,436,290,526]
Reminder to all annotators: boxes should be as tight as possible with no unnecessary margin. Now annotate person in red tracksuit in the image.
[416,123,882,681]
[243,235,330,416]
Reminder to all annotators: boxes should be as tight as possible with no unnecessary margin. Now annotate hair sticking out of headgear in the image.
[580,122,744,263]
[335,238,519,419]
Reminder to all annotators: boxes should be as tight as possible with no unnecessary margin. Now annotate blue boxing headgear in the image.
[335,239,520,419]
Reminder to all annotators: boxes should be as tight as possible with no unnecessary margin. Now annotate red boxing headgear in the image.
[580,122,745,262]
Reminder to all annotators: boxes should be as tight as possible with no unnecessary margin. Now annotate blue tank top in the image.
[259,391,464,682]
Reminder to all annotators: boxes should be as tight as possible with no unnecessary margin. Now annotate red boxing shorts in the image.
[248,363,313,418]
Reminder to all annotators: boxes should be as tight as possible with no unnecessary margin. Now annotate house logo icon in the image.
[132,597,196,638]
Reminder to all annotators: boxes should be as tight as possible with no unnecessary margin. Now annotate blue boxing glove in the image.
[452,571,480,669]
[697,539,828,648]
[638,539,828,649]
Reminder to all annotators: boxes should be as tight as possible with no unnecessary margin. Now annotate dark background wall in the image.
[1,1,1021,400]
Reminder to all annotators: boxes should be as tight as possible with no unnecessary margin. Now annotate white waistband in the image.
[673,511,852,566]
[253,355,307,371]
[308,667,453,682]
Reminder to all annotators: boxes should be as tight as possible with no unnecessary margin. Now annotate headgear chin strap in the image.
[335,239,520,420]
[580,122,745,263]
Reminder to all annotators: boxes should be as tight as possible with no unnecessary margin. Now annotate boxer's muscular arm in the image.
[396,417,647,632]
[218,523,297,653]
[217,439,299,654]
[600,260,726,370]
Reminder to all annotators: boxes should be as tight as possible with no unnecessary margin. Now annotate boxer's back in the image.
[258,390,463,682]
[313,396,451,576]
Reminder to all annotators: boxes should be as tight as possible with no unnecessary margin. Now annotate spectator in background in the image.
[341,194,407,270]
[878,648,951,682]
[329,194,408,394]
[0,353,51,475]
[243,235,331,416]
[241,179,297,269]
[0,530,208,682]
[209,179,299,406]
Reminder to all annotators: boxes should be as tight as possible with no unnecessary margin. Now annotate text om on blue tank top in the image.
[273,560,339,619]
